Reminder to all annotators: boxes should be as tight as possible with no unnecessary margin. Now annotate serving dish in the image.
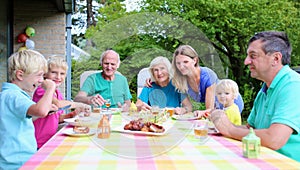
[113,120,172,136]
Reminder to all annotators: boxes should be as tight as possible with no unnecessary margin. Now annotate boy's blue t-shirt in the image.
[0,82,36,169]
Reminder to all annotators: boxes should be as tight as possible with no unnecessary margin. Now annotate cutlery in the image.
[48,104,72,115]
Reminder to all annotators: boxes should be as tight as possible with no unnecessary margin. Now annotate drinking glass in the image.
[105,99,111,112]
[151,105,159,123]
[93,105,101,113]
[151,105,159,115]
[166,107,175,117]
[193,120,208,139]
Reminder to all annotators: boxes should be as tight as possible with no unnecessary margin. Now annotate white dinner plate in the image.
[64,117,80,126]
[208,128,220,135]
[99,108,121,115]
[62,128,96,137]
[207,121,221,135]
[172,113,199,121]
[109,108,122,115]
[64,117,94,126]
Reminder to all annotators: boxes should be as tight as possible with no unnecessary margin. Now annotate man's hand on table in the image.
[210,109,234,137]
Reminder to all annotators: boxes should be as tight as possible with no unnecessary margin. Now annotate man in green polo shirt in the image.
[74,49,132,110]
[211,31,300,162]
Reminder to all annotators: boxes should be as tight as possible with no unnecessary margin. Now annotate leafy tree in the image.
[73,0,300,118]
[141,0,300,78]
[139,0,300,118]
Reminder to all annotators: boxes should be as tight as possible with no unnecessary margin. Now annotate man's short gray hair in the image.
[99,50,121,68]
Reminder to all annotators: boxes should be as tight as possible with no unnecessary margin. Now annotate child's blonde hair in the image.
[8,49,47,82]
[216,79,239,99]
[47,55,68,71]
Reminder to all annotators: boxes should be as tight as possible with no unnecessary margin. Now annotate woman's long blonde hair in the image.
[172,45,199,93]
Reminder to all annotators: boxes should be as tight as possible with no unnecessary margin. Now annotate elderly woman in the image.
[136,56,192,114]
[172,45,244,116]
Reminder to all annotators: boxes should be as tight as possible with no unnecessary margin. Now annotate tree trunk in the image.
[86,0,96,27]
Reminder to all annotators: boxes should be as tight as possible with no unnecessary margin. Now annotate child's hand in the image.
[42,79,56,90]
[74,102,91,116]
[51,104,59,112]
[82,104,91,113]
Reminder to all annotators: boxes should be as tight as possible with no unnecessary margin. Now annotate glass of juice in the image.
[193,120,208,139]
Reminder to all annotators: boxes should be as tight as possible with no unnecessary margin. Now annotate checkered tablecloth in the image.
[21,114,300,170]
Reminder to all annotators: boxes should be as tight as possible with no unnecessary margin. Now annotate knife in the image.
[48,104,72,115]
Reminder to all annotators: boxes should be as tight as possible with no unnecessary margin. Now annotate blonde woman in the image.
[172,45,244,116]
[136,56,192,114]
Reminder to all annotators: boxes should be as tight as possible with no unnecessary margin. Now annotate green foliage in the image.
[140,0,300,116]
[241,83,258,122]
[190,97,205,111]
[72,0,300,118]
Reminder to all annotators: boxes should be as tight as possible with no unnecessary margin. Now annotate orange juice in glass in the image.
[193,120,208,139]
[93,106,101,113]
[105,99,111,112]
[105,102,111,108]
[166,107,175,117]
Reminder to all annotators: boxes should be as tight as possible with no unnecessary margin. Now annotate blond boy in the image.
[0,50,56,169]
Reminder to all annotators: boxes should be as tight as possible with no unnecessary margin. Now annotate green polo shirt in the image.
[248,65,300,162]
[81,72,132,108]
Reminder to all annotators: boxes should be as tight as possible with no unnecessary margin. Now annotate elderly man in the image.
[211,31,300,162]
[74,50,132,109]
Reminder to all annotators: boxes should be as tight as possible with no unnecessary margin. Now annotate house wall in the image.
[0,0,9,89]
[14,0,67,95]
